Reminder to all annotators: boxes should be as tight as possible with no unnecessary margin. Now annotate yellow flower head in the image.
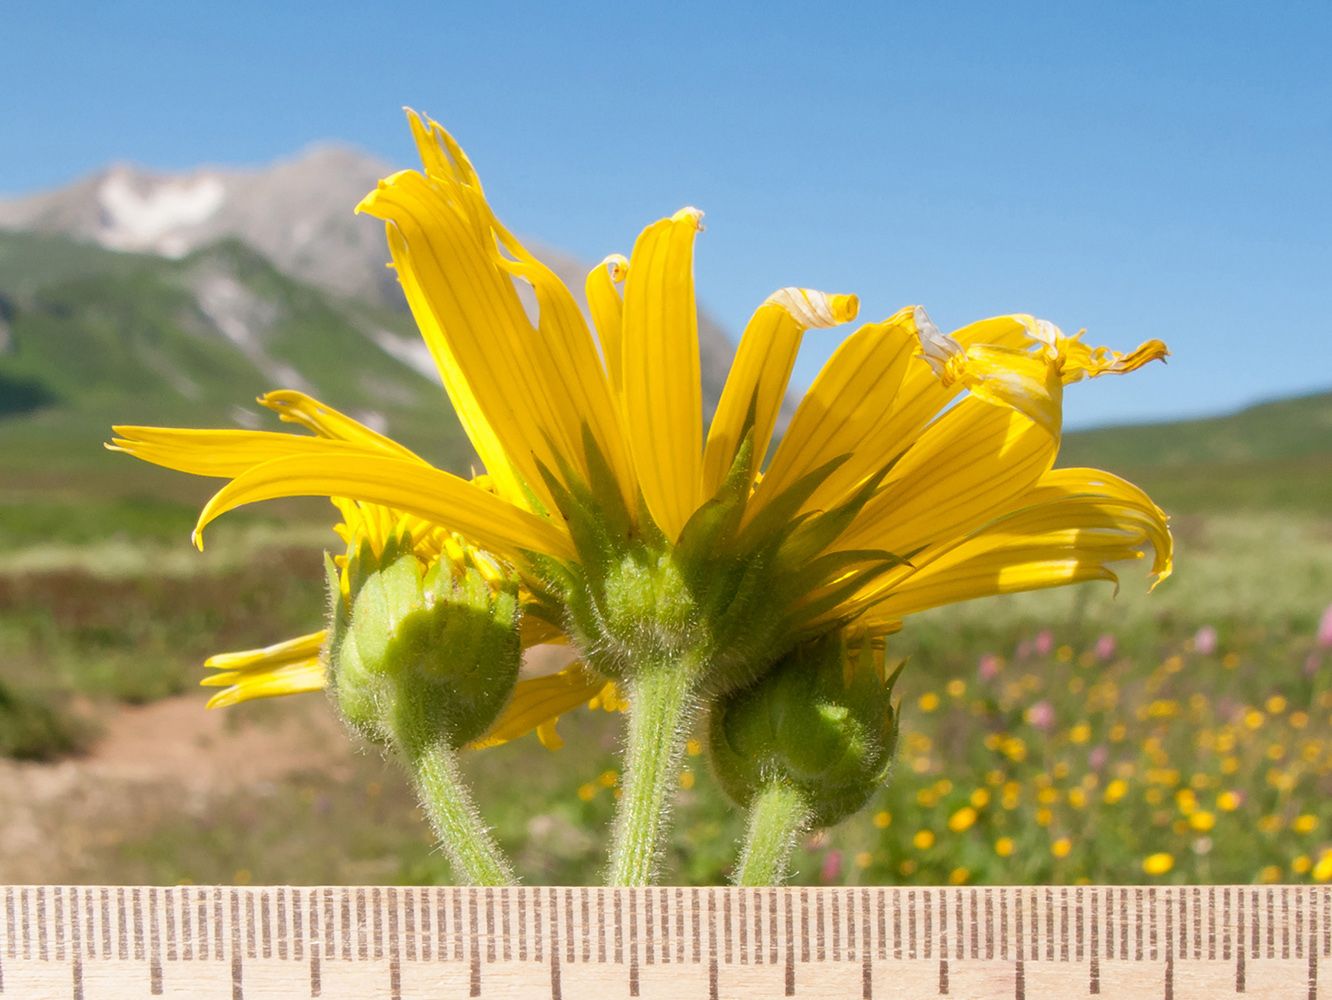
[111,110,1172,749]
[1142,852,1175,875]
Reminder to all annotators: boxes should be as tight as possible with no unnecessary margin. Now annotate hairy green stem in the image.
[408,741,515,886]
[608,656,700,885]
[735,780,813,886]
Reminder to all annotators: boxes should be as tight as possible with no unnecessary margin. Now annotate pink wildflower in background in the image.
[1025,700,1056,732]
[1035,631,1055,657]
[1094,634,1117,661]
[1318,604,1332,649]
[1194,625,1219,655]
[1089,746,1109,770]
[978,653,1001,682]
[821,850,843,884]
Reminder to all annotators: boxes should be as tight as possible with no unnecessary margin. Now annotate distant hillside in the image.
[0,230,474,499]
[1059,391,1332,514]
[1060,392,1332,467]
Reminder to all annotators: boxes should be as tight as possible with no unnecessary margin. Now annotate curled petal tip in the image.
[352,190,376,215]
[1131,339,1171,364]
[1027,318,1063,349]
[766,288,860,329]
[911,306,940,340]
[911,305,966,379]
[599,253,629,282]
[831,293,860,324]
[673,206,705,230]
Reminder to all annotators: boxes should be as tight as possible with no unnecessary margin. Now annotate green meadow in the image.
[1,375,1330,887]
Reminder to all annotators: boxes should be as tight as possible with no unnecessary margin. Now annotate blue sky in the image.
[3,1,1329,428]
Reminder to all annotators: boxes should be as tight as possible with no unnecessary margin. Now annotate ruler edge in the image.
[3,886,1329,999]
[2,883,1328,965]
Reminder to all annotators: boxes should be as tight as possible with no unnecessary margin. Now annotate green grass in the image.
[0,676,95,760]
[18,508,1328,889]
[1056,390,1332,514]
[0,535,327,708]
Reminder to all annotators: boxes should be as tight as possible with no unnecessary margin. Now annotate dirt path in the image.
[0,693,354,883]
[0,645,578,883]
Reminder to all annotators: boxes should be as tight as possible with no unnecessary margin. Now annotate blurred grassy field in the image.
[1,394,1330,887]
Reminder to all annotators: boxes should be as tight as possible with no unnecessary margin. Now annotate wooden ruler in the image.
[1,884,1327,998]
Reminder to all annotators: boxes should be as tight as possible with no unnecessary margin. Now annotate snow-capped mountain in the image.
[0,145,740,415]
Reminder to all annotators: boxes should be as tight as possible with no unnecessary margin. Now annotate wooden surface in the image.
[0,884,1326,997]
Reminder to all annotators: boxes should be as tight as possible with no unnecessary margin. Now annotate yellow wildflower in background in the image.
[948,806,978,832]
[1314,852,1332,882]
[1143,853,1174,875]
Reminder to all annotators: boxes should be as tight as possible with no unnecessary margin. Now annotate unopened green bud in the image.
[708,631,903,829]
[326,529,522,754]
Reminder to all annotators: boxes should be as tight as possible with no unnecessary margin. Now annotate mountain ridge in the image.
[0,144,400,305]
[1058,389,1332,468]
[0,146,742,421]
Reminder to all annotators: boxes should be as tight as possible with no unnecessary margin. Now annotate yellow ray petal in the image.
[952,344,1064,436]
[258,391,426,460]
[990,467,1172,580]
[846,610,905,641]
[702,288,859,501]
[757,311,1038,522]
[864,496,1171,620]
[519,613,567,648]
[1074,337,1169,380]
[871,312,1035,454]
[192,452,575,564]
[751,306,916,518]
[359,112,633,512]
[1020,317,1170,384]
[365,173,559,508]
[836,396,1060,558]
[467,664,606,749]
[201,629,329,709]
[204,631,327,672]
[586,255,629,398]
[842,466,1171,621]
[482,236,636,513]
[381,219,531,507]
[331,498,456,570]
[620,207,706,540]
[108,427,386,479]
[204,659,327,708]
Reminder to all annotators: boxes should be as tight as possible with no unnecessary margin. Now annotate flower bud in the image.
[707,630,903,828]
[326,527,522,754]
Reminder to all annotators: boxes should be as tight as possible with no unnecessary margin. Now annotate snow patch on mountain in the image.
[368,328,439,383]
[193,272,312,393]
[96,170,226,257]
